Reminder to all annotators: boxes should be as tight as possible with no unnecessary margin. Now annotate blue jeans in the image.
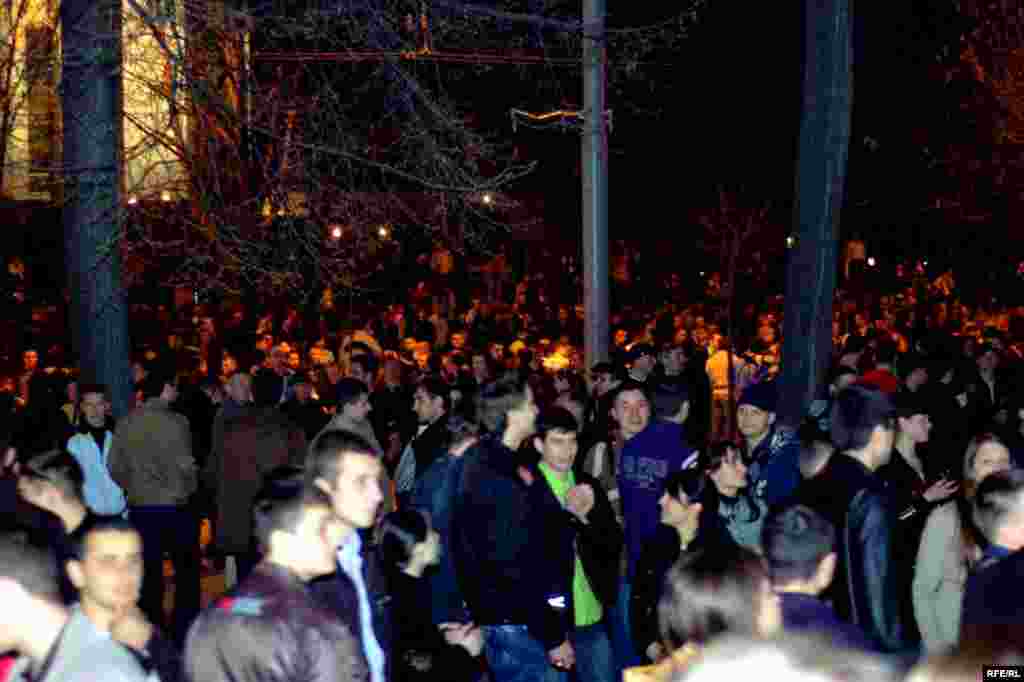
[607,579,641,672]
[483,625,566,682]
[571,622,615,682]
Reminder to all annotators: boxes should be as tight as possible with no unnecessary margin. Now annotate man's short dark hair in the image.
[252,477,332,551]
[334,378,369,409]
[350,353,377,377]
[830,385,894,452]
[305,429,378,489]
[535,407,579,440]
[416,376,451,413]
[477,375,530,434]
[972,469,1024,543]
[68,516,141,561]
[0,533,60,601]
[609,379,650,408]
[78,383,107,399]
[139,369,173,401]
[762,504,836,585]
[22,449,85,503]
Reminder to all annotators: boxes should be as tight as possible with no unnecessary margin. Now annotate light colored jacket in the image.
[7,606,148,682]
[912,502,967,653]
[67,431,127,516]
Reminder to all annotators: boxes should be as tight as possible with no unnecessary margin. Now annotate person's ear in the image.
[66,559,85,590]
[816,552,838,591]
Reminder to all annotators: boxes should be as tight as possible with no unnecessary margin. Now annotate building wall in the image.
[0,0,190,200]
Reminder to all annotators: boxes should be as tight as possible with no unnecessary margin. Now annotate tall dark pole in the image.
[779,0,853,427]
[62,0,133,417]
[582,0,609,370]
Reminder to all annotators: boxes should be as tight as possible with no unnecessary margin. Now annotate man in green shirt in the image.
[528,406,622,682]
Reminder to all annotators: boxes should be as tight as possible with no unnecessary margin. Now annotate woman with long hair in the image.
[912,433,1012,653]
[701,441,766,553]
[629,469,736,664]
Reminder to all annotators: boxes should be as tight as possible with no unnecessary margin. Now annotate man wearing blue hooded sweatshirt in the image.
[610,379,696,669]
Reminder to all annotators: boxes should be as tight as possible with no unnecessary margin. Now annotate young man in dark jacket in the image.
[796,385,910,655]
[453,377,570,682]
[184,482,368,682]
[527,407,622,682]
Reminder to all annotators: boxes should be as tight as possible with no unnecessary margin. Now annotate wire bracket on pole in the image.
[509,107,612,133]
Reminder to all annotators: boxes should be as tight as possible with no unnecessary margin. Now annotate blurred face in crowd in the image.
[450,333,466,350]
[413,387,444,425]
[288,352,302,371]
[613,388,651,440]
[661,347,684,375]
[471,355,489,381]
[972,441,1011,483]
[222,353,238,377]
[67,529,144,620]
[275,504,345,581]
[506,387,539,440]
[708,447,748,497]
[534,428,578,478]
[342,393,372,422]
[317,452,384,536]
[349,359,370,385]
[905,367,928,392]
[898,413,932,445]
[80,391,108,429]
[22,351,38,372]
[737,404,774,441]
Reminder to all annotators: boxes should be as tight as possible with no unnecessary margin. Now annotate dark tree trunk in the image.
[62,0,133,418]
[779,0,852,428]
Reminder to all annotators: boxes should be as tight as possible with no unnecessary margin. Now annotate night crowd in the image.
[0,251,1023,682]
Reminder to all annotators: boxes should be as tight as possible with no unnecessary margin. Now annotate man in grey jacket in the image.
[0,536,148,682]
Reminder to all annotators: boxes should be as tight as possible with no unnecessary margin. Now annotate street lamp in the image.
[378,225,390,239]
[867,257,876,267]
[481,192,493,205]
[330,225,343,240]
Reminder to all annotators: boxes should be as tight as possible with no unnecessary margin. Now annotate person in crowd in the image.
[66,516,180,681]
[65,383,126,517]
[203,383,306,588]
[624,548,781,681]
[736,381,801,507]
[306,430,388,682]
[526,406,622,682]
[701,440,766,552]
[797,385,910,654]
[252,343,295,406]
[184,480,368,682]
[394,377,450,509]
[630,469,735,664]
[378,510,484,682]
[453,376,579,682]
[611,379,696,670]
[0,535,149,682]
[959,468,1024,645]
[411,413,479,627]
[281,372,330,441]
[762,504,874,651]
[913,433,1012,653]
[859,338,900,394]
[626,344,656,387]
[108,368,199,642]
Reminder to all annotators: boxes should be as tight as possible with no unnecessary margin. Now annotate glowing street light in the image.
[867,257,876,267]
[127,195,138,205]
[481,192,493,205]
[330,225,343,240]
[160,190,172,202]
[378,225,390,239]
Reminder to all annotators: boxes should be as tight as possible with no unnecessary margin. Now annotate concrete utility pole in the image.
[62,0,133,417]
[582,0,609,370]
[778,0,853,427]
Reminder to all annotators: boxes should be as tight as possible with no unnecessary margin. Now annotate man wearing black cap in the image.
[736,381,801,508]
[625,344,656,387]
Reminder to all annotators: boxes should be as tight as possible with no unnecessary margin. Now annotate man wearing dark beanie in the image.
[762,504,874,652]
[737,381,801,507]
